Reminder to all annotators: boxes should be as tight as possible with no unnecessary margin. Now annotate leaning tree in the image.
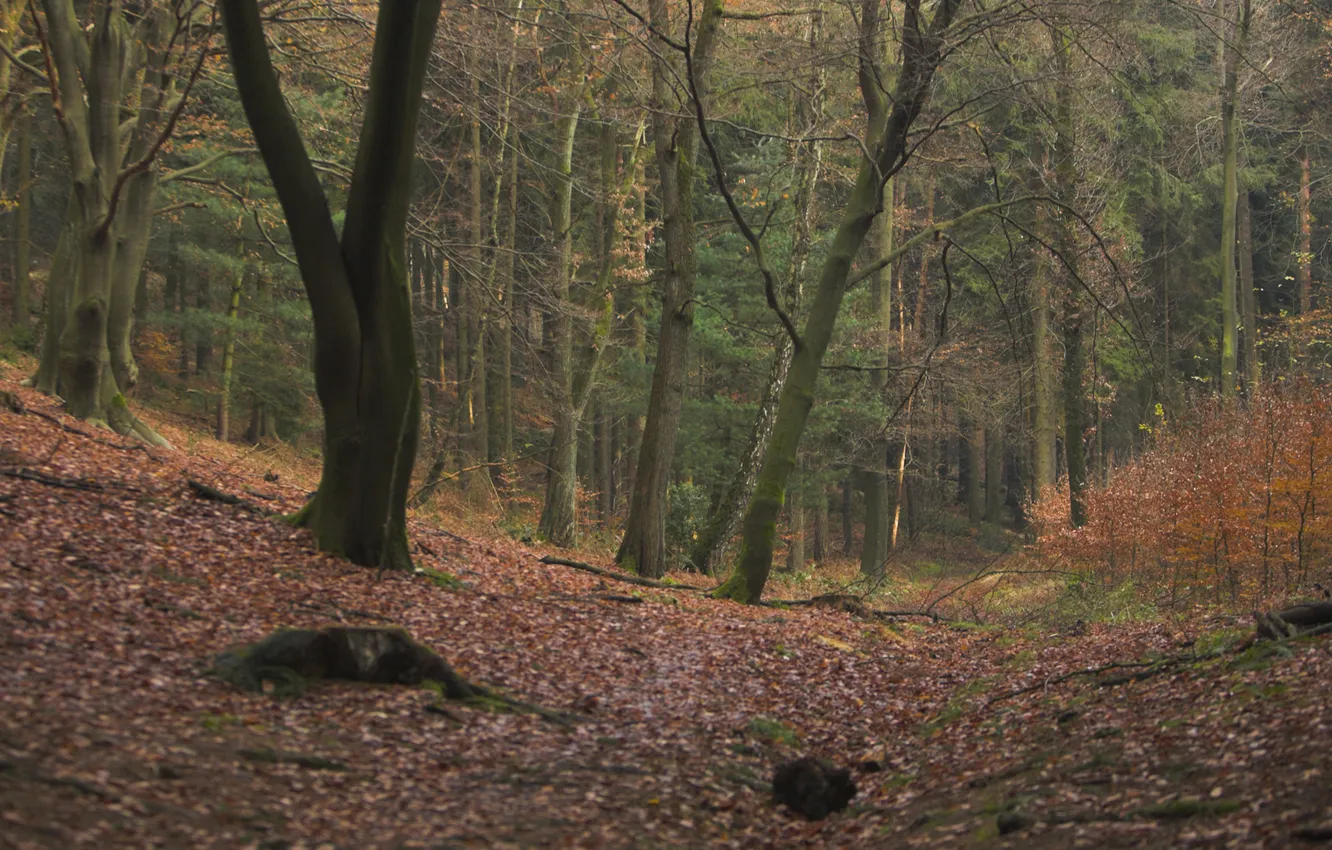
[219,0,443,570]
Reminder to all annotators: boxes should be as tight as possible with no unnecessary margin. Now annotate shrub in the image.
[1034,384,1332,608]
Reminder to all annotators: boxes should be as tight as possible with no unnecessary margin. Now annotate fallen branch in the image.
[765,594,948,622]
[537,555,704,591]
[427,527,472,545]
[186,479,277,516]
[1,467,105,492]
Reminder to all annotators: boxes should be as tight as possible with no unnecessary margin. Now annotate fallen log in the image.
[1254,601,1332,640]
[187,479,276,516]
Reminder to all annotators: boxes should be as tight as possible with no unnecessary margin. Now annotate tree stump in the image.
[211,626,478,698]
[772,757,857,820]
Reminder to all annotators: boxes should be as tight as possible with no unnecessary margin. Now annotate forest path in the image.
[1,369,1330,848]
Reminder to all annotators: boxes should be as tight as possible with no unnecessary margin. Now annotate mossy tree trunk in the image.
[31,0,205,446]
[220,0,441,571]
[1218,0,1250,398]
[713,0,964,604]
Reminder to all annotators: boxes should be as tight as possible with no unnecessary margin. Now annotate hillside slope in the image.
[2,371,1331,848]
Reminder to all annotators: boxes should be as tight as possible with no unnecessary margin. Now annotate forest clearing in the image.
[1,0,1332,846]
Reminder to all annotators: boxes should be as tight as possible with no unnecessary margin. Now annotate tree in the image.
[713,0,970,603]
[219,0,443,570]
[29,1,206,444]
[616,0,725,577]
[689,9,826,576]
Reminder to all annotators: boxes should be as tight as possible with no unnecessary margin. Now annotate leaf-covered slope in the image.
[1,367,1330,848]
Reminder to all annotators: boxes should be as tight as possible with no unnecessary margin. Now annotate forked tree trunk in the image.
[221,0,441,570]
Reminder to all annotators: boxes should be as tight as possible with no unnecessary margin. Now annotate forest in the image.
[1,0,1331,846]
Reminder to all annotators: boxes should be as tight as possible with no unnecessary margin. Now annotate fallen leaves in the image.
[1,368,1331,848]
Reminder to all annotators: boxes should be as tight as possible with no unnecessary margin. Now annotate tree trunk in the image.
[217,240,245,441]
[984,424,1003,523]
[537,75,584,545]
[617,0,724,578]
[1296,147,1312,314]
[1238,187,1258,391]
[841,473,854,555]
[221,0,442,571]
[493,121,519,474]
[860,454,888,575]
[1030,222,1055,494]
[461,70,491,504]
[812,485,829,564]
[956,425,971,505]
[620,169,648,498]
[10,108,30,328]
[966,424,983,525]
[1052,28,1087,527]
[785,461,804,572]
[1218,0,1250,397]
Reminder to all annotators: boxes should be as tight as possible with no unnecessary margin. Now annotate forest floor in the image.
[2,365,1331,849]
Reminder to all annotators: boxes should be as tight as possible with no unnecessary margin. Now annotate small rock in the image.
[153,763,182,780]
[997,810,1037,835]
[1294,823,1332,842]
